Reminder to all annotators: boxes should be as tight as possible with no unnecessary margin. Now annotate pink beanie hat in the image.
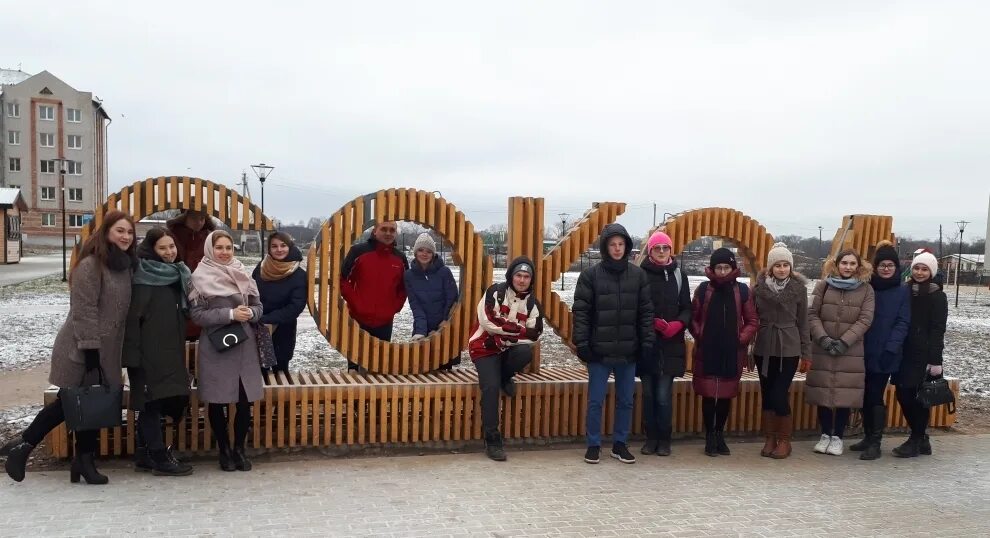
[647,231,673,253]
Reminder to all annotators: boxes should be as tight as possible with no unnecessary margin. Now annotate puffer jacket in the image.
[752,271,811,363]
[572,224,654,364]
[806,258,875,409]
[863,283,911,374]
[637,257,691,376]
[404,254,458,336]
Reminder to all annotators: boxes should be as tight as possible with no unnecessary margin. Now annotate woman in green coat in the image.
[122,228,194,476]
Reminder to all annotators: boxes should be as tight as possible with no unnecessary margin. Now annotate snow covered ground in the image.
[2,270,988,397]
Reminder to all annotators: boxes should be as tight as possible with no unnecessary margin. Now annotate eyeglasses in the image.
[877,263,897,270]
[653,245,672,252]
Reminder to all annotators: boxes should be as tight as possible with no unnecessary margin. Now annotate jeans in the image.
[351,323,394,371]
[755,356,798,416]
[586,361,637,447]
[475,345,533,437]
[896,385,930,437]
[819,406,851,437]
[640,373,674,440]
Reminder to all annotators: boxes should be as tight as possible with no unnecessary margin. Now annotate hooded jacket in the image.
[404,254,458,336]
[468,257,544,361]
[340,237,409,328]
[571,224,655,364]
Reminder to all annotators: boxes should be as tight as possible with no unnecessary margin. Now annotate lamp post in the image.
[52,157,68,281]
[955,220,969,307]
[558,212,569,290]
[818,226,824,259]
[250,163,274,246]
[431,191,443,260]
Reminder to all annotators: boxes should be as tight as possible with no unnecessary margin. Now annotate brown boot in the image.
[760,410,777,457]
[770,414,792,459]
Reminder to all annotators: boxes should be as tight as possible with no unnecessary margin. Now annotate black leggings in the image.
[22,396,98,453]
[755,356,798,416]
[818,407,851,438]
[207,383,251,448]
[896,385,930,438]
[701,397,731,433]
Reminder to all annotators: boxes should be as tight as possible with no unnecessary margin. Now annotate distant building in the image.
[939,254,984,274]
[0,69,110,246]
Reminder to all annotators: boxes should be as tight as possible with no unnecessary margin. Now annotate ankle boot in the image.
[4,440,36,482]
[715,432,730,455]
[892,436,921,458]
[919,434,932,455]
[860,406,885,461]
[0,433,25,456]
[150,448,193,476]
[70,452,109,485]
[770,415,793,459]
[760,410,777,457]
[232,445,252,471]
[485,432,507,462]
[704,431,718,457]
[217,444,236,472]
[134,446,154,472]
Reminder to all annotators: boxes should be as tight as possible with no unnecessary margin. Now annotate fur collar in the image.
[754,270,807,305]
[821,257,872,282]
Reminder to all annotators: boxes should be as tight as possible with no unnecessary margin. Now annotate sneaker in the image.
[611,443,636,464]
[584,446,600,464]
[813,434,831,454]
[501,379,516,398]
[826,436,844,456]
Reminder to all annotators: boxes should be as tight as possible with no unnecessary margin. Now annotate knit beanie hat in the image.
[413,233,436,254]
[710,248,737,270]
[766,242,793,267]
[911,252,938,279]
[872,240,899,270]
[647,231,673,253]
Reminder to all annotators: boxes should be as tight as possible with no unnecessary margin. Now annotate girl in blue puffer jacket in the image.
[404,233,459,369]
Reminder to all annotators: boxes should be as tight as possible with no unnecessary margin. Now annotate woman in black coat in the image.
[636,231,690,457]
[252,232,308,372]
[122,228,193,476]
[891,252,948,458]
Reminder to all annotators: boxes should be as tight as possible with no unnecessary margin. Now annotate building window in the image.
[68,188,83,202]
[66,108,81,123]
[5,103,19,118]
[39,105,54,121]
[41,186,56,201]
[42,213,56,227]
[67,160,83,175]
[8,158,20,172]
[69,214,85,227]
[39,132,55,147]
[40,160,56,174]
[7,131,20,145]
[8,184,19,190]
[67,135,82,149]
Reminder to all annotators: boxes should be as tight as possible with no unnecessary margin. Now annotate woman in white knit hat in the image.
[404,232,460,369]
[890,251,947,457]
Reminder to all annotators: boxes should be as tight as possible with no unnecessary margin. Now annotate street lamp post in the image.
[52,158,68,281]
[818,226,824,259]
[250,163,274,247]
[955,220,969,307]
[558,212,569,290]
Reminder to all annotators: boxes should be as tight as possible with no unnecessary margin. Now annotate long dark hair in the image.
[138,227,179,261]
[70,210,137,278]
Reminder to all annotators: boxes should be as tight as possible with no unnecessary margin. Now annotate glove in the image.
[576,345,594,363]
[411,334,425,342]
[832,339,849,355]
[660,321,684,340]
[927,364,943,377]
[501,322,523,334]
[83,349,100,371]
[798,358,812,374]
[653,318,669,332]
[818,336,835,351]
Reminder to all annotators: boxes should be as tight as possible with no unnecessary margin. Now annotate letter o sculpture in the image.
[307,188,493,375]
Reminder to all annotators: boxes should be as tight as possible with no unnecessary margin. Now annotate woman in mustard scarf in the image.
[252,232,308,372]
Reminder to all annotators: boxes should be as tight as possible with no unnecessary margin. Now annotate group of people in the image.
[3,209,308,483]
[1,213,950,482]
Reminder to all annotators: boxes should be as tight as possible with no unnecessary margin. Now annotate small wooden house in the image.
[0,188,28,264]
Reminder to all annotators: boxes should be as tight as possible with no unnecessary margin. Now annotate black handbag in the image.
[916,375,955,414]
[208,322,248,353]
[61,365,123,432]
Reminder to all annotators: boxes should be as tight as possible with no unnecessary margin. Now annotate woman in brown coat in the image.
[806,249,875,456]
[752,243,811,460]
[188,230,263,472]
[4,211,136,485]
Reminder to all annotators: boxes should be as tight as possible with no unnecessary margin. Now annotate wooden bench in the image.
[42,344,960,458]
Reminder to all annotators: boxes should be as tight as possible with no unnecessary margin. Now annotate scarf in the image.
[107,244,135,272]
[826,276,863,290]
[601,255,629,274]
[702,268,740,379]
[765,275,790,294]
[260,258,300,281]
[134,258,192,308]
[189,231,260,302]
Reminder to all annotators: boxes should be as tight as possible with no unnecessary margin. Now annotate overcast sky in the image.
[3,1,988,241]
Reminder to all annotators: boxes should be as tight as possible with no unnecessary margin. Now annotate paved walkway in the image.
[0,252,64,286]
[2,434,989,537]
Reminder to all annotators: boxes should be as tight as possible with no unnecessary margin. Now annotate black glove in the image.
[83,349,100,371]
[576,345,595,363]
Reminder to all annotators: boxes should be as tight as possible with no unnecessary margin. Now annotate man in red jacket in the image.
[340,221,409,370]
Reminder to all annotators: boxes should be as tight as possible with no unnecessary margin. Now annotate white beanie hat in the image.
[413,232,437,254]
[911,252,938,279]
[766,242,794,267]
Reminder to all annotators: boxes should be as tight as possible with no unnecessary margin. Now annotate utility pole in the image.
[938,225,943,260]
[653,202,657,228]
[818,226,824,259]
[558,212,569,290]
[955,220,969,307]
[238,171,251,199]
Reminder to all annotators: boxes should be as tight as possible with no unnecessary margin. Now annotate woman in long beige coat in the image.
[806,248,875,456]
[4,210,136,485]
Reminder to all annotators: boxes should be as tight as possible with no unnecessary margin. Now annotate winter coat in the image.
[806,260,875,409]
[469,257,544,361]
[863,284,911,374]
[252,248,308,369]
[167,217,214,340]
[189,292,264,403]
[572,224,655,364]
[752,271,812,362]
[637,257,691,377]
[49,255,132,389]
[122,282,190,411]
[689,278,759,399]
[340,238,409,328]
[893,282,948,388]
[404,255,458,336]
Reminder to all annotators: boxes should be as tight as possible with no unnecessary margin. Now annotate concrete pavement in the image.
[1,434,988,537]
[0,252,65,286]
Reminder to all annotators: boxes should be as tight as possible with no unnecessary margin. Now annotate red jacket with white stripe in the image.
[468,282,543,361]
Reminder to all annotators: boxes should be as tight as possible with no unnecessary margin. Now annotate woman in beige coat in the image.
[806,249,875,456]
[4,210,136,485]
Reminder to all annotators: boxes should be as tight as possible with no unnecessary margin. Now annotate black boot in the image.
[485,432,507,461]
[501,379,517,398]
[166,445,191,464]
[217,443,236,472]
[715,432,731,455]
[4,440,35,482]
[892,436,921,458]
[919,434,932,455]
[655,438,672,457]
[704,431,718,457]
[150,448,193,476]
[70,452,109,485]
[860,406,885,461]
[232,445,253,471]
[0,433,25,456]
[640,439,659,455]
[849,409,872,452]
